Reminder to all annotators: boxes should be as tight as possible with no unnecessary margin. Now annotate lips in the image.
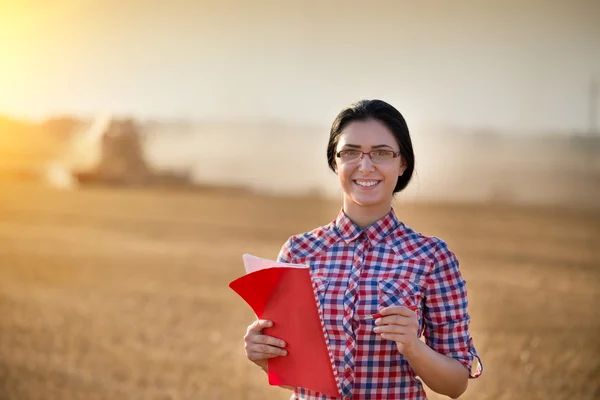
[353,180,381,188]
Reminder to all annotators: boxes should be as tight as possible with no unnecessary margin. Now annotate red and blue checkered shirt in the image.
[277,208,483,400]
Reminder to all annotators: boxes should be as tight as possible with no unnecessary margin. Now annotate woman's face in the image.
[335,119,407,216]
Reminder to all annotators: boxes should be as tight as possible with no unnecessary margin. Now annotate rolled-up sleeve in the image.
[423,239,483,378]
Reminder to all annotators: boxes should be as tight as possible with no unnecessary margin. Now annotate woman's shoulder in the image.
[388,222,451,253]
[386,223,459,272]
[277,220,338,262]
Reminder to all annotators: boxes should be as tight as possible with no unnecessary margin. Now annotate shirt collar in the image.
[334,208,401,247]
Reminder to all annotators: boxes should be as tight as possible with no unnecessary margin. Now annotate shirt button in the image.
[345,308,351,316]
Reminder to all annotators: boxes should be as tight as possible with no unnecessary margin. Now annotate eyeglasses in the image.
[335,150,401,164]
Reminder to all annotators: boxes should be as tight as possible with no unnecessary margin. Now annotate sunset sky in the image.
[0,0,598,133]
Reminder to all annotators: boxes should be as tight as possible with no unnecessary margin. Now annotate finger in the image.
[251,334,287,349]
[373,324,411,335]
[247,319,273,333]
[379,332,408,342]
[375,314,413,326]
[247,343,288,357]
[247,349,286,361]
[380,306,417,317]
[247,342,288,357]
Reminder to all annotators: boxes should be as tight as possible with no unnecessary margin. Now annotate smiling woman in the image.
[327,114,413,229]
[243,99,483,400]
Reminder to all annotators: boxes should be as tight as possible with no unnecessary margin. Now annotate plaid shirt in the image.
[277,208,482,400]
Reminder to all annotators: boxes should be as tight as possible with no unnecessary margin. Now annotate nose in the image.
[358,153,374,173]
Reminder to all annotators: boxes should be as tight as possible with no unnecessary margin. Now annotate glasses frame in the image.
[335,150,401,164]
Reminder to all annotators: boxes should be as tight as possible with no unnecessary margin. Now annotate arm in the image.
[241,237,297,391]
[244,319,287,371]
[419,240,482,395]
[374,307,469,399]
[403,338,469,398]
[374,240,482,398]
[244,319,296,392]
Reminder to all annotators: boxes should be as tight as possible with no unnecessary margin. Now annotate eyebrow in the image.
[342,144,395,149]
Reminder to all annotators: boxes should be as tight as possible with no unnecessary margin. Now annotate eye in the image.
[338,150,361,158]
[375,150,395,158]
[344,150,361,156]
[372,151,390,157]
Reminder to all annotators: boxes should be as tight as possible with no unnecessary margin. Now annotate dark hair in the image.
[326,99,415,193]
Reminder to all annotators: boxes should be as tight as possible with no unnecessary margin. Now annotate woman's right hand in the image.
[244,319,287,371]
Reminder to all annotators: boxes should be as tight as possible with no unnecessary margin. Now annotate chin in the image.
[351,195,386,208]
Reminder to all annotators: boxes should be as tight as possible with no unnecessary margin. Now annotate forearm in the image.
[403,340,469,399]
[255,359,268,373]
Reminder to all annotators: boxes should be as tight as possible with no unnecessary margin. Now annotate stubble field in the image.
[0,182,598,399]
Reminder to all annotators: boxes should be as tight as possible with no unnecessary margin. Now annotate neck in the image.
[342,200,393,229]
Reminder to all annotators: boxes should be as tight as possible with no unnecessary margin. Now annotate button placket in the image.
[339,236,367,399]
[341,343,356,398]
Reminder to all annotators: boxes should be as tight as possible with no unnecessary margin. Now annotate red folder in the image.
[229,254,341,397]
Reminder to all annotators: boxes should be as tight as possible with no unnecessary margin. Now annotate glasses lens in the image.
[371,150,394,163]
[340,150,362,163]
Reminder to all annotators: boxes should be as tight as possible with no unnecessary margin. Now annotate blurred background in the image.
[0,0,598,399]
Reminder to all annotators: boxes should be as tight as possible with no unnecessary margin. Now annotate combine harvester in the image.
[43,115,151,189]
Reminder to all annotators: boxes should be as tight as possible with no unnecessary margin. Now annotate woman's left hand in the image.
[373,306,420,355]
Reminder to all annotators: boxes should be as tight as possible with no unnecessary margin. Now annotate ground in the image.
[0,182,598,400]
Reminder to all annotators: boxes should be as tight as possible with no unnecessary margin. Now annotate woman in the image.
[244,99,483,399]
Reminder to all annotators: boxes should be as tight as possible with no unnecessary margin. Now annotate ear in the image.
[398,157,407,176]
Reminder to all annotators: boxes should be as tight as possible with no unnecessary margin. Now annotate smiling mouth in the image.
[353,180,380,188]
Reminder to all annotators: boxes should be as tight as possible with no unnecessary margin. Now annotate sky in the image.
[0,0,599,133]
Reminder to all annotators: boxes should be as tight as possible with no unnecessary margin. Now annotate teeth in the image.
[355,180,378,187]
